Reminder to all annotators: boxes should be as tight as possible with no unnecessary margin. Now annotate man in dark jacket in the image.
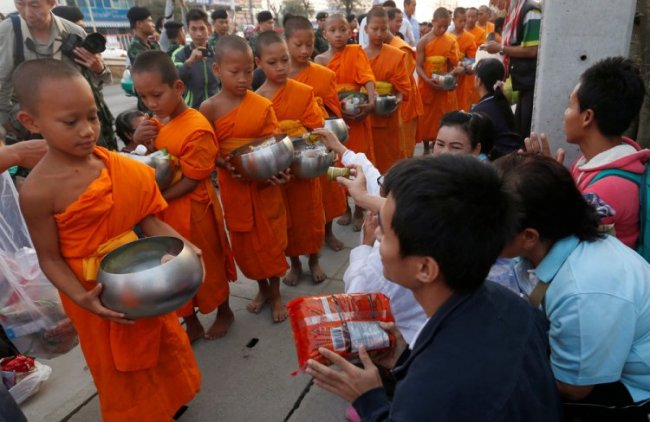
[306,155,562,421]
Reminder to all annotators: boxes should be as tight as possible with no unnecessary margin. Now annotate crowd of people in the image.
[0,0,649,421]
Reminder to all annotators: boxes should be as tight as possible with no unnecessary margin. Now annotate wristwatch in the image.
[499,47,505,55]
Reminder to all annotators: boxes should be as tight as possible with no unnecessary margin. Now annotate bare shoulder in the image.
[19,166,55,219]
[314,53,328,66]
[199,97,217,123]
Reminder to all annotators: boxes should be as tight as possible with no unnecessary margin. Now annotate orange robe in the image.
[417,33,460,142]
[54,147,200,421]
[468,25,487,46]
[294,62,347,222]
[154,108,236,317]
[478,22,495,36]
[326,44,376,162]
[453,30,478,111]
[271,79,326,256]
[368,44,411,174]
[389,36,423,158]
[215,91,288,280]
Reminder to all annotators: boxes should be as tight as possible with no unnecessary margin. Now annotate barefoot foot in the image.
[204,308,234,340]
[183,314,205,343]
[282,263,302,286]
[325,232,344,251]
[309,258,327,284]
[269,297,288,323]
[337,208,352,226]
[246,291,268,314]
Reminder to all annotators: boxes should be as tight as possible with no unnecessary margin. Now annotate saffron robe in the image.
[417,33,460,141]
[294,62,348,223]
[271,79,326,256]
[54,147,200,421]
[326,44,376,162]
[453,30,478,111]
[368,44,411,174]
[468,25,487,46]
[215,90,288,280]
[154,108,236,317]
[389,36,423,158]
[478,21,495,36]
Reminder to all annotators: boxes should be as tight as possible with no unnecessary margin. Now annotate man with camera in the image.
[0,0,114,148]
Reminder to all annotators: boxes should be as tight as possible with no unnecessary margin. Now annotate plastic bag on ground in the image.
[8,361,51,404]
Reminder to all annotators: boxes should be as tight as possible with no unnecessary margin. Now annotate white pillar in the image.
[532,0,637,163]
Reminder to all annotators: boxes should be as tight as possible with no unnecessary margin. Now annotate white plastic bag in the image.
[0,172,78,359]
[8,361,51,404]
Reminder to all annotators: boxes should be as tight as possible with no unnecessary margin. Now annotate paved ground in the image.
[20,84,361,421]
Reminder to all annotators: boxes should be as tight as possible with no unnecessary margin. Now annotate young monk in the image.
[450,7,478,111]
[315,13,376,231]
[364,6,411,174]
[253,31,327,286]
[387,8,423,158]
[284,15,348,252]
[416,8,460,155]
[466,7,487,46]
[131,51,237,341]
[200,35,290,322]
[16,59,200,421]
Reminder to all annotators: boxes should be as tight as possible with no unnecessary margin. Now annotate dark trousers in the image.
[515,88,534,139]
[563,381,650,422]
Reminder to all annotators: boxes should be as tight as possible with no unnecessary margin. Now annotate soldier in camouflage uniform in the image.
[164,21,185,57]
[208,8,229,51]
[314,11,329,55]
[127,7,160,112]
[249,11,274,56]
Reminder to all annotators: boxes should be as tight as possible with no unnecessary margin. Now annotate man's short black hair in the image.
[257,10,273,23]
[382,1,397,8]
[127,6,151,29]
[576,57,646,138]
[346,14,356,23]
[164,21,183,39]
[387,8,402,21]
[186,9,209,26]
[52,6,84,24]
[211,8,228,21]
[495,154,601,243]
[316,11,328,20]
[382,155,516,293]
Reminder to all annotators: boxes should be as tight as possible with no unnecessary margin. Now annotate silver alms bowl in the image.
[374,95,398,116]
[324,118,348,144]
[118,152,175,190]
[97,236,203,319]
[228,135,294,181]
[290,136,336,179]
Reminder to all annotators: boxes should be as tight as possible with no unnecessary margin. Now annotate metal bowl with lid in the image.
[324,118,349,144]
[290,135,336,179]
[228,134,294,181]
[97,236,203,319]
[374,95,398,116]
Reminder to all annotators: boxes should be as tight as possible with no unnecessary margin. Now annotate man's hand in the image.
[74,47,105,74]
[185,48,204,67]
[306,346,383,403]
[312,127,347,156]
[75,284,134,324]
[132,118,159,150]
[372,322,408,370]
[481,41,502,54]
[362,212,378,246]
[5,139,48,168]
[523,132,566,165]
[337,164,367,202]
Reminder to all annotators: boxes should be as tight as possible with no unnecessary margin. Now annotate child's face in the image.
[256,41,290,84]
[366,16,389,47]
[132,71,184,118]
[466,10,478,28]
[453,14,466,32]
[214,48,254,97]
[18,76,99,157]
[127,114,146,142]
[433,125,479,156]
[286,29,315,66]
[432,18,450,37]
[388,13,403,37]
[324,18,349,49]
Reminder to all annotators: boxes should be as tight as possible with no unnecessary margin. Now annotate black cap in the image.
[52,5,84,24]
[164,21,183,30]
[127,6,151,24]
[316,11,328,20]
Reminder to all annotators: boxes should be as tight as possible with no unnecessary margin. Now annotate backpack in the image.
[10,15,25,66]
[587,165,650,262]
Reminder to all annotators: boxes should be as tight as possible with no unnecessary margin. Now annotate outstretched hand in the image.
[306,346,383,403]
[312,128,346,156]
[76,284,134,324]
[523,132,566,165]
[337,164,367,201]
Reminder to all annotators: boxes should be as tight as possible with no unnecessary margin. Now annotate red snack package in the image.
[287,293,395,373]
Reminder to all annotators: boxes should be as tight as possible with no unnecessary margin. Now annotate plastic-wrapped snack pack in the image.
[288,293,395,373]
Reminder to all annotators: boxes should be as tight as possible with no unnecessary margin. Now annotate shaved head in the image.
[14,59,84,113]
[453,7,466,18]
[215,34,254,63]
[255,30,285,57]
[131,50,179,87]
[433,7,450,21]
[325,13,347,27]
[367,5,388,23]
[284,15,313,39]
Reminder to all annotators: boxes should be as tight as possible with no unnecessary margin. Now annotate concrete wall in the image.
[532,0,637,163]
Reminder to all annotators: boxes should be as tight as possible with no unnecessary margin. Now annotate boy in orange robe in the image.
[387,8,423,158]
[131,51,237,342]
[315,13,376,231]
[466,7,487,46]
[16,59,200,421]
[365,6,411,174]
[451,7,479,111]
[416,8,460,155]
[285,15,348,252]
[253,31,327,286]
[200,36,290,322]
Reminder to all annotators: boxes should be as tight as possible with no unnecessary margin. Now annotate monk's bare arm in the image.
[19,185,132,324]
[415,37,430,84]
[198,99,217,130]
[161,176,199,201]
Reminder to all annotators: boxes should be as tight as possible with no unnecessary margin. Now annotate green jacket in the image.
[127,36,160,112]
[315,29,329,54]
[167,42,183,57]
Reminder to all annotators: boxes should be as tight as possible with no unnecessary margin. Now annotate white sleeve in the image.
[401,20,415,46]
[341,150,382,197]
[358,17,369,48]
[344,244,377,293]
